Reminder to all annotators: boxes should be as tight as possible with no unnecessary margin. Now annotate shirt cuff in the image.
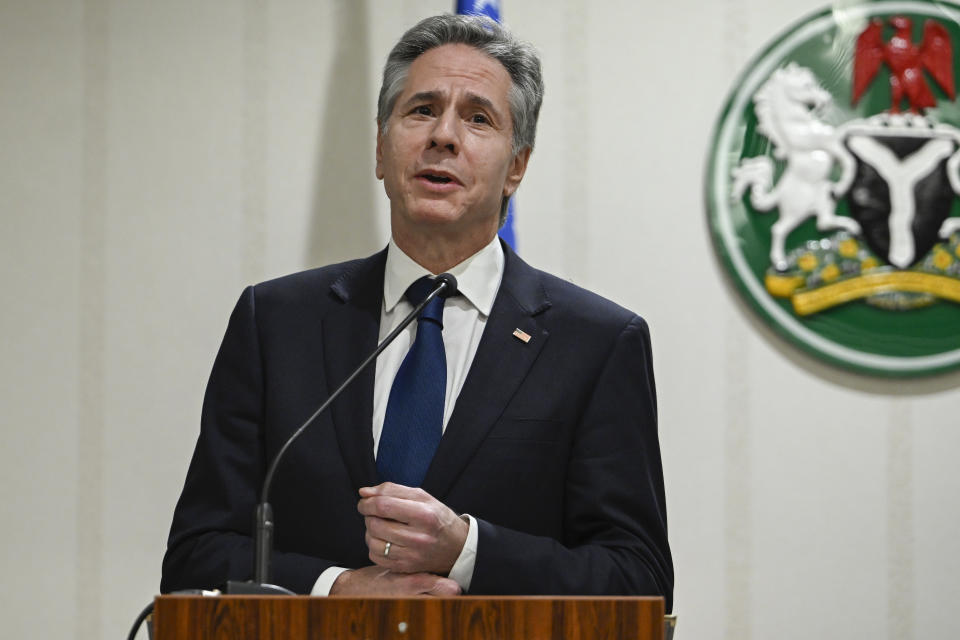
[311,566,350,596]
[447,514,477,593]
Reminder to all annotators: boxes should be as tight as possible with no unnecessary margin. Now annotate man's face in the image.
[376,44,529,242]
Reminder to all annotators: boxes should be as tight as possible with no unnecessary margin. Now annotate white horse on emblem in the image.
[732,63,861,271]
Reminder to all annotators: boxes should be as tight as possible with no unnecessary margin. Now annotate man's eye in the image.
[470,113,489,124]
[412,105,433,116]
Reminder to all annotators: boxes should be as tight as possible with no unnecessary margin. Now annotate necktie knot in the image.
[405,276,445,327]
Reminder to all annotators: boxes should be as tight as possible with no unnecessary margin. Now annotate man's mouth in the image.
[416,170,460,185]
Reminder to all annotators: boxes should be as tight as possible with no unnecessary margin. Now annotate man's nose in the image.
[428,111,460,153]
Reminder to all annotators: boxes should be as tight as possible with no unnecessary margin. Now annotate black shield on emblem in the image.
[844,133,954,269]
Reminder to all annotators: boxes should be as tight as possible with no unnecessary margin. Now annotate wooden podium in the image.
[152,595,666,639]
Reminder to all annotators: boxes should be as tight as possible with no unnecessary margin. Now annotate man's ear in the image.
[502,147,532,198]
[375,125,384,180]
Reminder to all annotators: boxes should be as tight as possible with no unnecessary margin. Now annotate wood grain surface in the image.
[152,595,665,640]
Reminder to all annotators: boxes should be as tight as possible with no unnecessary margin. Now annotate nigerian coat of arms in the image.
[707,0,960,376]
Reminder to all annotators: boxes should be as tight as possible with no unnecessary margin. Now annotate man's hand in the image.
[329,565,461,596]
[358,483,469,575]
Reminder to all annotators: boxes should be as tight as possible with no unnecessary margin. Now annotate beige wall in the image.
[1,1,958,638]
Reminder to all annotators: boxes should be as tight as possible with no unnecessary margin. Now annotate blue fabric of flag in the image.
[456,0,501,21]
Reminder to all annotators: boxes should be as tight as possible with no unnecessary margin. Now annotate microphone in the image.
[433,272,459,299]
[226,273,458,595]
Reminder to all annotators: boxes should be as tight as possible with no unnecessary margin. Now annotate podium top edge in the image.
[155,594,665,603]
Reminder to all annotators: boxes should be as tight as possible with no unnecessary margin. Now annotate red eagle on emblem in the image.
[853,17,955,112]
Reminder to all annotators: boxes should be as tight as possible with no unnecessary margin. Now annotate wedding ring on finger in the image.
[383,541,392,557]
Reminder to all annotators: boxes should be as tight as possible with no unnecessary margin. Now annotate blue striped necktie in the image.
[376,276,447,487]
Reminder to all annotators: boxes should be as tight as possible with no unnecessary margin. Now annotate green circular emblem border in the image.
[706,0,960,377]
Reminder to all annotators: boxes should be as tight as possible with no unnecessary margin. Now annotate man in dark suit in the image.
[161,14,672,607]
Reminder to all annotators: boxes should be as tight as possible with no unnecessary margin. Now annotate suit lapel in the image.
[422,245,551,499]
[322,250,387,492]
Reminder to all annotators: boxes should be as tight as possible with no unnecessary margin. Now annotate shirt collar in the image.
[383,235,504,316]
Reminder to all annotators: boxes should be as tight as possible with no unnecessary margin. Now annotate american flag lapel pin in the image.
[512,328,532,343]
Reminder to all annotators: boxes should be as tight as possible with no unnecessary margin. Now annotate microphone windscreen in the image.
[434,273,459,298]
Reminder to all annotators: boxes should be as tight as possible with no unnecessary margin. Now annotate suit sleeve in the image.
[160,286,333,594]
[469,316,673,610]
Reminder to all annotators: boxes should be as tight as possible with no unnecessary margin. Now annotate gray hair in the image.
[377,14,544,224]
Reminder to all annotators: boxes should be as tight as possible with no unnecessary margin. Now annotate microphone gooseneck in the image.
[241,273,458,593]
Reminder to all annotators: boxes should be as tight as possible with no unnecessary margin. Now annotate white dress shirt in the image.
[311,236,504,595]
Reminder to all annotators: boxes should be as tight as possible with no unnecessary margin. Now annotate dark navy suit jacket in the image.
[161,243,673,609]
